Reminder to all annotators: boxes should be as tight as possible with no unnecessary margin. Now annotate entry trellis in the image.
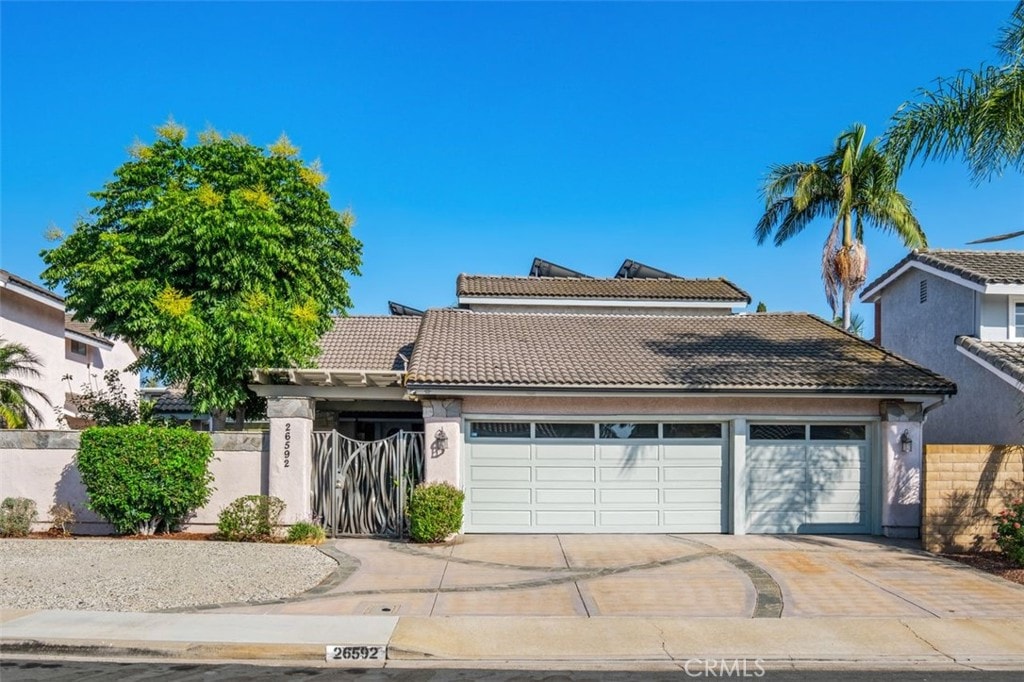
[311,430,425,537]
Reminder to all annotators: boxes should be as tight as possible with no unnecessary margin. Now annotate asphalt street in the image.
[2,660,1022,682]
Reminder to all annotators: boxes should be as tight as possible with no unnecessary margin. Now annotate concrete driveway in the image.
[223,534,1024,619]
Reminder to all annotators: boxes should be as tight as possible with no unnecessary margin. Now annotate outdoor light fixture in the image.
[432,429,449,455]
[899,429,913,454]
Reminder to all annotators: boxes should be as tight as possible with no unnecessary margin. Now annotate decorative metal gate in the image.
[311,430,425,537]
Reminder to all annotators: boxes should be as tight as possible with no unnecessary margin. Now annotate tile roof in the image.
[151,387,195,414]
[457,275,751,302]
[864,249,1024,296]
[405,309,955,394]
[316,316,422,371]
[64,314,113,346]
[956,337,1024,387]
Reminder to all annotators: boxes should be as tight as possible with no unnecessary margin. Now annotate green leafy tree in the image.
[0,338,52,428]
[886,2,1023,245]
[42,120,361,426]
[755,123,926,331]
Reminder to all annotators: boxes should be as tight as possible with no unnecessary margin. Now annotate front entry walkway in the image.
[221,534,1024,619]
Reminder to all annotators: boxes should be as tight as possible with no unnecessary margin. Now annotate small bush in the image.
[77,426,214,535]
[218,495,285,542]
[287,521,326,545]
[0,497,38,537]
[993,497,1024,567]
[48,503,77,537]
[408,482,464,543]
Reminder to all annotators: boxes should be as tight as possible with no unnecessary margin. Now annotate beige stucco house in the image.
[0,269,139,429]
[251,258,956,539]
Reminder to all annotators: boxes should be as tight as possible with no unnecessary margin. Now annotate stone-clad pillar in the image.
[880,401,924,538]
[267,396,315,525]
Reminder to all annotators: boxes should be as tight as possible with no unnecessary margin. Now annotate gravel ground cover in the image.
[0,539,340,612]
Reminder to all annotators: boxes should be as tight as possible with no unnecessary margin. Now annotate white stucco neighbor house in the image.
[0,269,139,429]
[251,258,956,539]
[861,250,1024,445]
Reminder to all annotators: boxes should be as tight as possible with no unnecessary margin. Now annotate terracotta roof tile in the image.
[64,314,113,346]
[316,316,421,371]
[956,337,1024,386]
[406,309,955,394]
[457,275,751,302]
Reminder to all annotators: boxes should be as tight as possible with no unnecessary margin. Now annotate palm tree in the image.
[0,338,52,428]
[886,2,1023,244]
[756,123,927,330]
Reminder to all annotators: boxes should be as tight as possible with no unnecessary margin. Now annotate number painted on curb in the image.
[325,645,385,665]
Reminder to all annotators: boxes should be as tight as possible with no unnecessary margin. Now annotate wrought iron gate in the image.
[311,430,425,537]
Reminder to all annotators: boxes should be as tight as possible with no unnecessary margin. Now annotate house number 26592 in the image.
[283,422,291,468]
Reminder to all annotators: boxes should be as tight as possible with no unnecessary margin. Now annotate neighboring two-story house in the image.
[0,269,139,429]
[861,250,1024,445]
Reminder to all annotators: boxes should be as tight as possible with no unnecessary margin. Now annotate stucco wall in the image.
[0,292,66,429]
[921,444,1024,553]
[462,395,881,417]
[878,270,1022,444]
[0,431,269,534]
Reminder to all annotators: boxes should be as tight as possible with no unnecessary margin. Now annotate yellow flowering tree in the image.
[42,120,362,425]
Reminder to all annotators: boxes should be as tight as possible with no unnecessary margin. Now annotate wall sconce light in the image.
[432,428,449,456]
[899,429,913,454]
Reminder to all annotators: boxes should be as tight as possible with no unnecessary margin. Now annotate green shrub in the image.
[0,497,38,537]
[76,426,214,535]
[286,520,326,545]
[408,482,464,543]
[217,495,285,541]
[993,496,1024,567]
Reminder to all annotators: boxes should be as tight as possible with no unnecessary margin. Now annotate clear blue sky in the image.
[2,1,1022,330]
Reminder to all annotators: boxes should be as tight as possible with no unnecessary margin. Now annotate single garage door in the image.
[746,423,871,534]
[463,420,727,533]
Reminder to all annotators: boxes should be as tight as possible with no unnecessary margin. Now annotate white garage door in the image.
[463,420,727,533]
[746,423,871,534]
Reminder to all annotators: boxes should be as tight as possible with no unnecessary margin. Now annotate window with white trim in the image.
[1014,299,1024,340]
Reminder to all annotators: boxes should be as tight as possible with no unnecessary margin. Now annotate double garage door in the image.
[463,419,871,534]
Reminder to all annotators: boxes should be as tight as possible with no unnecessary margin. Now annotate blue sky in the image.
[2,1,1022,330]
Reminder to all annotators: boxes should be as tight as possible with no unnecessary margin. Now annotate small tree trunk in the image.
[211,410,227,432]
[234,405,246,431]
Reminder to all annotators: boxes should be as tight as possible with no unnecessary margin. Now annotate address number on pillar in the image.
[283,422,291,468]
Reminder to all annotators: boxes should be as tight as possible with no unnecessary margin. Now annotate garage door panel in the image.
[599,510,660,526]
[663,466,721,482]
[470,443,531,459]
[471,510,532,526]
[663,488,723,504]
[536,444,596,460]
[472,466,531,481]
[535,489,596,504]
[808,445,867,467]
[807,510,864,525]
[746,445,805,466]
[536,510,596,527]
[471,488,532,504]
[598,445,659,462]
[664,510,724,529]
[663,444,723,461]
[536,467,595,482]
[600,488,659,504]
[600,466,659,482]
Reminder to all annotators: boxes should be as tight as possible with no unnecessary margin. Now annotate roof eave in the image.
[405,383,955,398]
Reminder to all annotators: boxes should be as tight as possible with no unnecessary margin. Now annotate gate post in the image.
[423,399,462,486]
[267,396,315,525]
[880,401,924,538]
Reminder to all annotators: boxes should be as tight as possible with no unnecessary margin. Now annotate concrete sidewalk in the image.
[3,609,1024,671]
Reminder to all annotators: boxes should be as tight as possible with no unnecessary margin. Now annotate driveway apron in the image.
[215,534,1024,619]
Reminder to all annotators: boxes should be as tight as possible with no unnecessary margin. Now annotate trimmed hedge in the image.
[217,495,285,542]
[408,481,464,543]
[76,426,214,535]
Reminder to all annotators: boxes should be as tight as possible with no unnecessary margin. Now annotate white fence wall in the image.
[0,430,269,534]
